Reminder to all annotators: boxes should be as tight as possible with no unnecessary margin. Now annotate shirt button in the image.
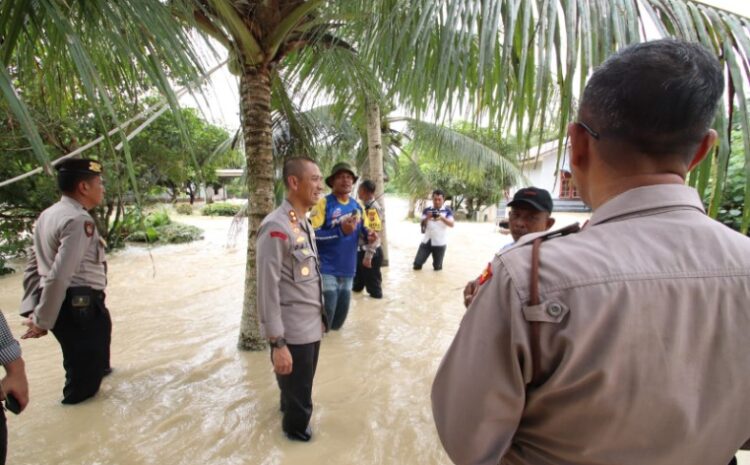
[546,302,563,317]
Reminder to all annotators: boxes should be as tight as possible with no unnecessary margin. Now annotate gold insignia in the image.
[296,236,305,243]
[302,249,311,255]
[301,266,310,276]
[88,161,102,173]
[288,210,298,224]
[293,228,300,234]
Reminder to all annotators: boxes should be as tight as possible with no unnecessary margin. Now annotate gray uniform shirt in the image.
[20,196,107,330]
[432,184,750,465]
[256,199,325,345]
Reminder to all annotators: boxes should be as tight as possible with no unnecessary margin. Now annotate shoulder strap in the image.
[527,223,580,387]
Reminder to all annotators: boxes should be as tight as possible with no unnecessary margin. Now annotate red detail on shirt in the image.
[270,231,288,240]
[478,262,493,285]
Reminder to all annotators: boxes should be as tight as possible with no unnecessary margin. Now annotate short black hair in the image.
[579,39,723,158]
[432,189,445,198]
[57,172,98,194]
[282,157,316,188]
[359,180,376,193]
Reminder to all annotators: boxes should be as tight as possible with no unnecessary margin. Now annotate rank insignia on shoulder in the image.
[478,262,493,285]
[84,221,95,238]
[288,210,298,223]
[270,231,288,240]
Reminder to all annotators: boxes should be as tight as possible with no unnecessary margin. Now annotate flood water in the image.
[0,196,745,465]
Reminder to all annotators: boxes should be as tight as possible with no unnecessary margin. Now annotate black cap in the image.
[507,187,553,213]
[325,162,358,188]
[55,158,103,175]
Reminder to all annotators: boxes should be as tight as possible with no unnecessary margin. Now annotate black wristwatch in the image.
[270,337,287,349]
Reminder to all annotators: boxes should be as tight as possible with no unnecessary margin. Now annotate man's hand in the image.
[463,279,479,308]
[20,318,47,339]
[272,346,293,375]
[1,358,29,413]
[363,256,373,268]
[341,215,359,235]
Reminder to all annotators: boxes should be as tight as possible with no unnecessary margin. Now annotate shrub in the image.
[202,202,243,216]
[175,203,193,215]
[127,222,203,244]
[157,223,203,243]
[144,209,171,228]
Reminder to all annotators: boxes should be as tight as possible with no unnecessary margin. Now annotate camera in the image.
[431,209,440,219]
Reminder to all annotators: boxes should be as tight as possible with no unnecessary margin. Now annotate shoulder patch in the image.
[84,221,95,238]
[478,262,493,285]
[270,231,288,241]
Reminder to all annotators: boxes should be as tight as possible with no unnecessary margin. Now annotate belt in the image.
[67,286,105,300]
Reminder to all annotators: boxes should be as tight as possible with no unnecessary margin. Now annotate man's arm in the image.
[440,208,455,227]
[256,220,293,375]
[432,261,528,465]
[0,311,28,412]
[20,246,40,317]
[311,197,343,241]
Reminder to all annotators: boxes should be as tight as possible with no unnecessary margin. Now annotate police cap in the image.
[55,158,104,175]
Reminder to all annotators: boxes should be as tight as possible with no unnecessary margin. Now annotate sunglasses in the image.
[576,121,600,140]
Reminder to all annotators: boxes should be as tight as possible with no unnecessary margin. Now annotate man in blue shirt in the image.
[311,163,373,330]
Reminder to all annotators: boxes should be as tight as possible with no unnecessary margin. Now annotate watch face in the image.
[274,338,286,348]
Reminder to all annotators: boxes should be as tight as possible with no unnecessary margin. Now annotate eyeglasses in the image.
[576,121,600,140]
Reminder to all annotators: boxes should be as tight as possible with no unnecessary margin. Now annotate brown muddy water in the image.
[0,197,745,465]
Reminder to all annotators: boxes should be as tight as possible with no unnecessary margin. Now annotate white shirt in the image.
[421,206,453,247]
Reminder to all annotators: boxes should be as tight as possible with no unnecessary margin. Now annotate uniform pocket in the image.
[291,249,317,283]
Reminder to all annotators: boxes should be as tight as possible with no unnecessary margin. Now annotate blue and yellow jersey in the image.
[310,194,366,277]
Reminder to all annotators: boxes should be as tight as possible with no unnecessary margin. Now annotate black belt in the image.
[67,286,105,300]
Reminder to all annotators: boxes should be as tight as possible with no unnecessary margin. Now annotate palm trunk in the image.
[237,66,275,351]
[365,100,389,266]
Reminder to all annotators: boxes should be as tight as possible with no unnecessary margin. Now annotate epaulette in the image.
[527,221,580,387]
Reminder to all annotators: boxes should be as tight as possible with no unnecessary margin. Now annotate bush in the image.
[202,202,243,216]
[145,209,171,228]
[175,203,193,215]
[127,222,202,244]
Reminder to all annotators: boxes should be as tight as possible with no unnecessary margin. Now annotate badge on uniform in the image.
[301,266,310,276]
[84,221,95,238]
[478,262,493,285]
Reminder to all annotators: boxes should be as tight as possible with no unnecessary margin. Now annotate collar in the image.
[589,184,705,227]
[61,195,86,210]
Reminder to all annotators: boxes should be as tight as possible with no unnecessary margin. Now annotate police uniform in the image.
[20,159,111,405]
[432,185,750,465]
[256,199,327,439]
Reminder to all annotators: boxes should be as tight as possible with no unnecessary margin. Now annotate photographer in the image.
[413,189,454,271]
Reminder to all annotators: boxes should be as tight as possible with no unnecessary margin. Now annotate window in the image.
[559,170,579,199]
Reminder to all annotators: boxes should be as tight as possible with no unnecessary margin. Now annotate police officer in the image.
[256,157,327,442]
[20,158,112,405]
[432,39,750,465]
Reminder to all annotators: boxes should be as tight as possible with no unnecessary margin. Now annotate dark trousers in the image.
[51,287,112,405]
[274,341,320,437]
[413,241,447,270]
[352,247,383,298]
[0,408,6,465]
